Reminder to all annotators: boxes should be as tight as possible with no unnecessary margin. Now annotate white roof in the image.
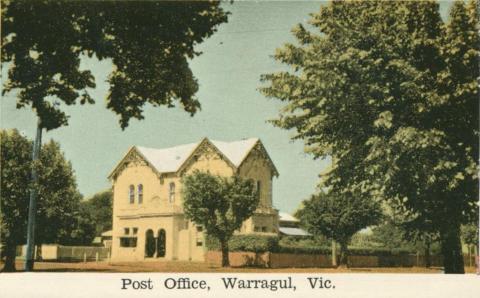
[137,142,199,173]
[279,212,299,222]
[136,138,259,174]
[279,227,310,236]
[210,139,258,166]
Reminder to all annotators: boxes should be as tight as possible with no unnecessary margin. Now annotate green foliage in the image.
[347,247,411,256]
[279,235,330,247]
[182,170,259,266]
[461,224,479,247]
[295,192,382,248]
[277,239,331,255]
[206,234,279,253]
[261,0,478,273]
[182,171,259,242]
[278,235,331,254]
[369,222,413,251]
[1,0,229,129]
[0,129,32,248]
[0,129,92,270]
[81,190,113,236]
[205,233,415,256]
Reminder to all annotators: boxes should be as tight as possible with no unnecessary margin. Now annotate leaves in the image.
[0,129,93,249]
[2,0,228,129]
[261,0,479,237]
[295,191,382,246]
[181,170,258,242]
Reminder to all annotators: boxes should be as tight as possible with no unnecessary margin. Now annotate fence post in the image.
[83,252,87,263]
[96,252,99,262]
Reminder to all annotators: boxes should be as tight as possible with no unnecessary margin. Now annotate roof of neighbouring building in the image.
[279,227,310,236]
[101,230,113,237]
[279,212,300,222]
[109,137,279,178]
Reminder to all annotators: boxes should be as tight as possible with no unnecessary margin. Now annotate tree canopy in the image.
[0,129,91,271]
[1,0,229,129]
[81,190,113,236]
[295,191,381,266]
[182,170,258,267]
[261,0,478,273]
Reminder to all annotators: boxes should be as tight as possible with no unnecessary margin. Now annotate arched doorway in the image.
[145,229,155,258]
[157,229,166,258]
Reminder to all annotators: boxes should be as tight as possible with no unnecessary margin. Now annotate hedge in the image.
[206,234,414,256]
[276,245,330,255]
[206,234,279,252]
[348,247,412,256]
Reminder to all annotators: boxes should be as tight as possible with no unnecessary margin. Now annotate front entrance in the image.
[157,229,166,258]
[145,229,156,258]
[144,228,167,258]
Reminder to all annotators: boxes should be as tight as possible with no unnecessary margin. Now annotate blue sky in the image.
[0,1,453,214]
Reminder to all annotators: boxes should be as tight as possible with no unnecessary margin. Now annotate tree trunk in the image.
[440,224,464,274]
[220,239,230,267]
[331,240,337,267]
[338,242,349,268]
[1,242,17,272]
[425,240,431,268]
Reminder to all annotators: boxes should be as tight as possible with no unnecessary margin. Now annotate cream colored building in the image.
[108,138,279,262]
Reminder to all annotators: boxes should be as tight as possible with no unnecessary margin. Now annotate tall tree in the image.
[0,129,87,271]
[0,130,32,272]
[295,192,381,267]
[260,0,478,273]
[182,171,258,267]
[1,0,228,270]
[461,223,479,266]
[1,0,229,129]
[81,190,113,236]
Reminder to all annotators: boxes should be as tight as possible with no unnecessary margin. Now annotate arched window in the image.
[169,182,175,203]
[256,180,261,199]
[138,184,143,204]
[129,185,135,204]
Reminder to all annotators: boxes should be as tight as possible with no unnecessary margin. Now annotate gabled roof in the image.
[109,137,278,178]
[210,138,258,167]
[137,141,199,173]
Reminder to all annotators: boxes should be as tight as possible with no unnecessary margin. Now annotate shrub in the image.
[348,247,412,256]
[277,245,331,255]
[206,234,279,253]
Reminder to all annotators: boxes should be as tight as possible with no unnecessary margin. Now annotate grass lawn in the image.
[0,260,477,273]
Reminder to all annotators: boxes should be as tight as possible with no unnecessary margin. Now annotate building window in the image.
[196,240,203,247]
[169,182,175,203]
[120,237,137,248]
[261,227,267,232]
[124,228,130,235]
[137,184,143,204]
[196,226,203,232]
[133,228,138,235]
[256,180,261,200]
[129,185,135,204]
[254,226,260,232]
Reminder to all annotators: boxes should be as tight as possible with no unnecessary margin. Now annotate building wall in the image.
[111,142,278,262]
[237,144,278,234]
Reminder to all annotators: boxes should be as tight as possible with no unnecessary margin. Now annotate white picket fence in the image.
[17,244,110,262]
